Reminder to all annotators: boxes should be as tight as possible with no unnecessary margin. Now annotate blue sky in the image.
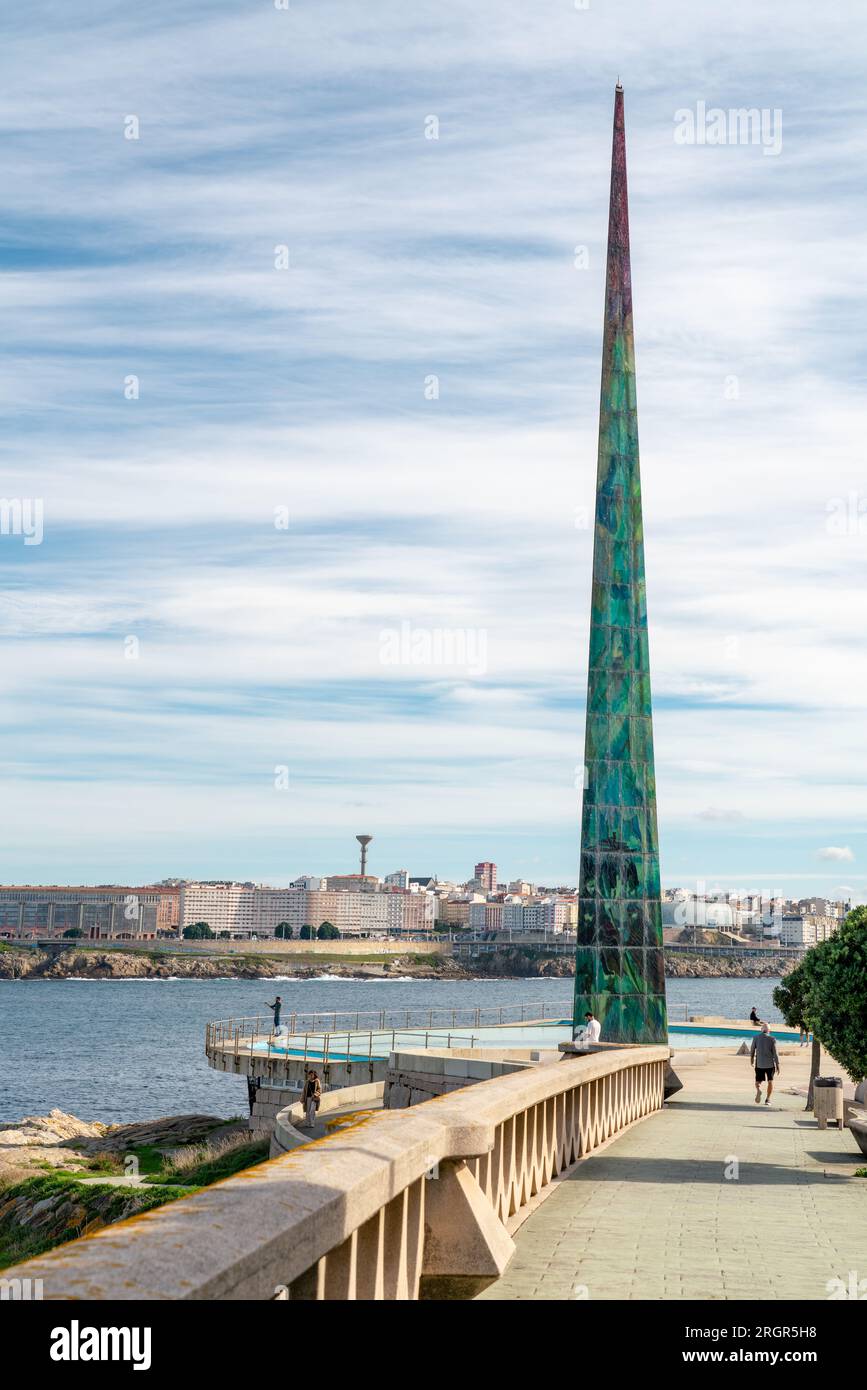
[2,0,867,896]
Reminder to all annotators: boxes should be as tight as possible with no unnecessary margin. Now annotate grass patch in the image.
[0,1172,191,1271]
[146,1132,270,1187]
[127,1144,166,1176]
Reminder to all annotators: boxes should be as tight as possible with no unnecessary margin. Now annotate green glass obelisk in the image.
[573,84,667,1044]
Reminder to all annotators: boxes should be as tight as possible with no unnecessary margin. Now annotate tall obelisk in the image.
[573,84,667,1044]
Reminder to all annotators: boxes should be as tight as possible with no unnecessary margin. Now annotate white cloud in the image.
[0,2,866,884]
[817,847,854,862]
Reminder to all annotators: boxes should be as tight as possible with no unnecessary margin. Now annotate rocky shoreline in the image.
[0,1110,254,1268]
[0,945,794,982]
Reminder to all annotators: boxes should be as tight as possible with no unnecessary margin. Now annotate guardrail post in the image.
[420,1160,516,1298]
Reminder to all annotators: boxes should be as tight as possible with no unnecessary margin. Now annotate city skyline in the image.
[3,3,867,898]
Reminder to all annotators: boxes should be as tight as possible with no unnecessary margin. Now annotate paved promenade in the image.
[479,1049,865,1301]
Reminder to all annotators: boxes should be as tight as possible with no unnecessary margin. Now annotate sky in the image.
[2,0,867,897]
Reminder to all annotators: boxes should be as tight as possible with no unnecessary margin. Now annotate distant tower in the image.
[356,834,373,877]
[474,861,497,893]
[573,84,667,1045]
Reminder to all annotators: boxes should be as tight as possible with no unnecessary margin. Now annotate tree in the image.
[773,962,822,1110]
[62,927,84,939]
[299,924,314,940]
[275,922,293,940]
[183,921,215,940]
[774,906,867,1106]
[316,921,339,940]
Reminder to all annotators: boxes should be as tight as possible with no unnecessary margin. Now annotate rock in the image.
[0,1108,106,1148]
[78,1113,229,1153]
[0,1108,226,1183]
[29,1196,62,1220]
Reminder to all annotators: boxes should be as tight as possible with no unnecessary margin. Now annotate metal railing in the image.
[205,998,573,1053]
[226,1027,480,1069]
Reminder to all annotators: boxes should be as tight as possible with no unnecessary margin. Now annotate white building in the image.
[778,915,816,947]
[179,884,300,938]
[384,870,410,889]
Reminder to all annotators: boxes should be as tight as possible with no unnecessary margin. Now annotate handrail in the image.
[3,1045,669,1300]
[205,998,572,1044]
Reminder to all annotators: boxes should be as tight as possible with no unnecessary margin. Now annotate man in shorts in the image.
[749,1021,780,1105]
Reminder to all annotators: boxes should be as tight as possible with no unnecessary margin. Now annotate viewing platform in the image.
[204,999,575,1088]
[205,1005,808,1092]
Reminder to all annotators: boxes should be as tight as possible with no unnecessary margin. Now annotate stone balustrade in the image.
[2,1045,668,1301]
[271,1080,386,1155]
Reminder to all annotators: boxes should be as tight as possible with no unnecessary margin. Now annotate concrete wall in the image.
[213,1045,389,1091]
[250,1085,303,1133]
[271,1081,385,1157]
[383,1047,561,1108]
[106,937,449,957]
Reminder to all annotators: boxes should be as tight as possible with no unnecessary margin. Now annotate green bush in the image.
[774,906,867,1084]
[183,921,215,940]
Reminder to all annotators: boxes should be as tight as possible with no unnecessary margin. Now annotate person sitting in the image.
[577,1010,601,1045]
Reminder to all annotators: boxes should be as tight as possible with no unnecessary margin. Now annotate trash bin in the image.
[814,1076,844,1129]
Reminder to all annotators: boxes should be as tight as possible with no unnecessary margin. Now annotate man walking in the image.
[750,1021,780,1105]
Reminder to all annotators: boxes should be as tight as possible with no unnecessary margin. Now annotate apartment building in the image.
[384,870,410,889]
[473,862,497,893]
[179,883,301,937]
[468,901,504,932]
[179,882,432,938]
[501,898,574,933]
[0,886,164,941]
